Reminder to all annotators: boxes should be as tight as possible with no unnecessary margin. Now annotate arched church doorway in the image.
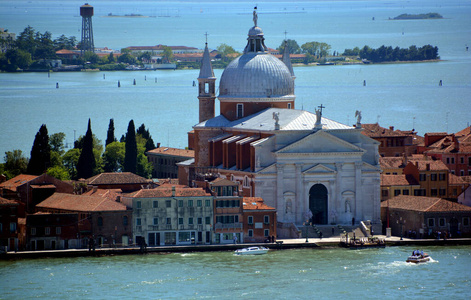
[309,184,328,224]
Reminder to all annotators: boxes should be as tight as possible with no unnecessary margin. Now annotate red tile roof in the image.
[209,178,238,187]
[131,186,210,198]
[0,174,38,192]
[146,147,194,158]
[86,172,151,185]
[407,159,448,171]
[37,193,127,212]
[381,195,471,212]
[448,173,468,185]
[0,196,19,205]
[361,123,417,138]
[455,126,471,138]
[380,157,406,169]
[381,174,419,186]
[242,197,275,211]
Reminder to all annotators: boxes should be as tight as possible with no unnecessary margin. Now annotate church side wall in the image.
[194,129,223,167]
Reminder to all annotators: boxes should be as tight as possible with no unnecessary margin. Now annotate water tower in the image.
[80,3,94,54]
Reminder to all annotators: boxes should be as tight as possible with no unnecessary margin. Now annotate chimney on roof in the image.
[172,186,175,197]
[157,143,160,148]
[402,153,408,166]
[415,161,419,167]
[389,126,394,131]
[426,163,430,171]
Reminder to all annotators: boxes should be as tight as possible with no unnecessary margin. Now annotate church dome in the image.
[219,53,294,99]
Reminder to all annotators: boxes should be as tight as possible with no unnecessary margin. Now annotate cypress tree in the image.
[76,119,96,179]
[124,119,137,173]
[106,118,117,146]
[27,124,51,175]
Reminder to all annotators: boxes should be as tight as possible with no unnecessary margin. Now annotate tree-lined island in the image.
[391,13,443,20]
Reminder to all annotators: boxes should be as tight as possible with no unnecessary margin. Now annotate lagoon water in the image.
[0,0,471,155]
[1,246,470,299]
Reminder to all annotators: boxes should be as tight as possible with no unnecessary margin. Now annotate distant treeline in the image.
[342,45,439,62]
[392,13,443,20]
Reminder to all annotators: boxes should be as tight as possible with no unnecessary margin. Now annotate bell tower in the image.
[197,41,216,123]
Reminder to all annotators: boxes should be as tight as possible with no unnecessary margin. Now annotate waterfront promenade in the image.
[2,236,470,260]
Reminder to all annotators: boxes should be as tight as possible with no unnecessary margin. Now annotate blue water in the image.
[0,0,470,155]
[0,246,470,299]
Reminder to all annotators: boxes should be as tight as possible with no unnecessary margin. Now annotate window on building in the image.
[439,218,446,227]
[463,217,470,227]
[460,170,465,176]
[136,200,141,209]
[469,157,471,166]
[287,103,292,109]
[188,200,193,207]
[166,200,171,207]
[382,190,389,198]
[431,189,438,196]
[56,227,61,235]
[394,190,401,196]
[197,200,202,207]
[430,174,437,181]
[428,218,435,227]
[153,217,159,225]
[403,189,409,195]
[237,104,244,119]
[9,222,16,234]
[179,218,183,225]
[419,174,426,181]
[451,157,455,164]
[123,216,128,226]
[198,217,203,225]
[136,218,142,226]
[264,229,270,237]
[45,227,50,235]
[439,173,446,181]
[31,228,36,235]
[264,215,269,224]
[392,172,398,175]
[414,189,426,196]
[469,170,471,176]
[451,170,455,175]
[98,217,103,227]
[248,216,253,225]
[166,218,171,225]
[205,217,211,225]
[205,199,211,207]
[0,223,2,233]
[248,229,253,237]
[243,176,250,188]
[439,188,446,196]
[189,217,194,225]
[153,200,159,208]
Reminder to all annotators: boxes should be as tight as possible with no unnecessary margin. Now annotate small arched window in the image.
[97,216,103,227]
[123,216,128,226]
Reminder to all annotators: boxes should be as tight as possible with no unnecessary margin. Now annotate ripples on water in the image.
[0,246,470,299]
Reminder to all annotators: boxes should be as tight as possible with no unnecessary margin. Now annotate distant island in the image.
[391,13,443,20]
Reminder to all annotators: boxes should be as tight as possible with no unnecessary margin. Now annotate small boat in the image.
[234,246,269,255]
[406,252,431,263]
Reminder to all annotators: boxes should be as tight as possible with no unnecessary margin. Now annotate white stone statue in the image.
[355,110,362,126]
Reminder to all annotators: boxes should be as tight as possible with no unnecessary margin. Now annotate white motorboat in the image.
[234,246,269,255]
[406,252,431,263]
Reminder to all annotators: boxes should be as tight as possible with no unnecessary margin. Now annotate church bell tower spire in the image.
[198,38,216,123]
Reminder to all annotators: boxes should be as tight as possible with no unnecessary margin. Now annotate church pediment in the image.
[257,163,277,174]
[303,164,336,174]
[276,130,365,155]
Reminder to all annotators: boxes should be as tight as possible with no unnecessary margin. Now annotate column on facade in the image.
[295,163,303,224]
[335,162,343,224]
[276,164,284,221]
[354,161,363,222]
[328,179,335,224]
[373,178,381,223]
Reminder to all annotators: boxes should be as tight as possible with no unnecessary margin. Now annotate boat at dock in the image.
[340,237,386,249]
[234,246,269,255]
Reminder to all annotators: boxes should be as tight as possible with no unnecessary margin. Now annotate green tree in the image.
[2,150,28,179]
[216,43,237,62]
[277,39,301,54]
[103,141,125,172]
[49,132,66,155]
[16,26,36,58]
[46,165,70,180]
[27,124,51,175]
[139,51,151,62]
[4,48,32,71]
[161,46,174,63]
[34,31,55,59]
[76,119,96,179]
[82,51,99,64]
[53,35,77,51]
[63,148,80,179]
[118,48,136,64]
[137,153,152,178]
[106,119,117,146]
[108,52,115,63]
[124,120,137,173]
[137,123,156,152]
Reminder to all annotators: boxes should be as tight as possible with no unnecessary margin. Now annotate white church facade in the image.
[182,8,381,229]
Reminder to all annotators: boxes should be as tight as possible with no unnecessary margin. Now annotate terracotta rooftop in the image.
[361,123,417,138]
[381,174,419,186]
[131,186,210,198]
[0,196,19,205]
[380,157,406,169]
[146,147,194,158]
[242,197,275,211]
[209,178,238,187]
[82,188,123,201]
[37,193,127,212]
[381,195,471,212]
[407,159,448,171]
[0,174,38,192]
[448,173,469,186]
[455,126,471,138]
[86,172,152,185]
